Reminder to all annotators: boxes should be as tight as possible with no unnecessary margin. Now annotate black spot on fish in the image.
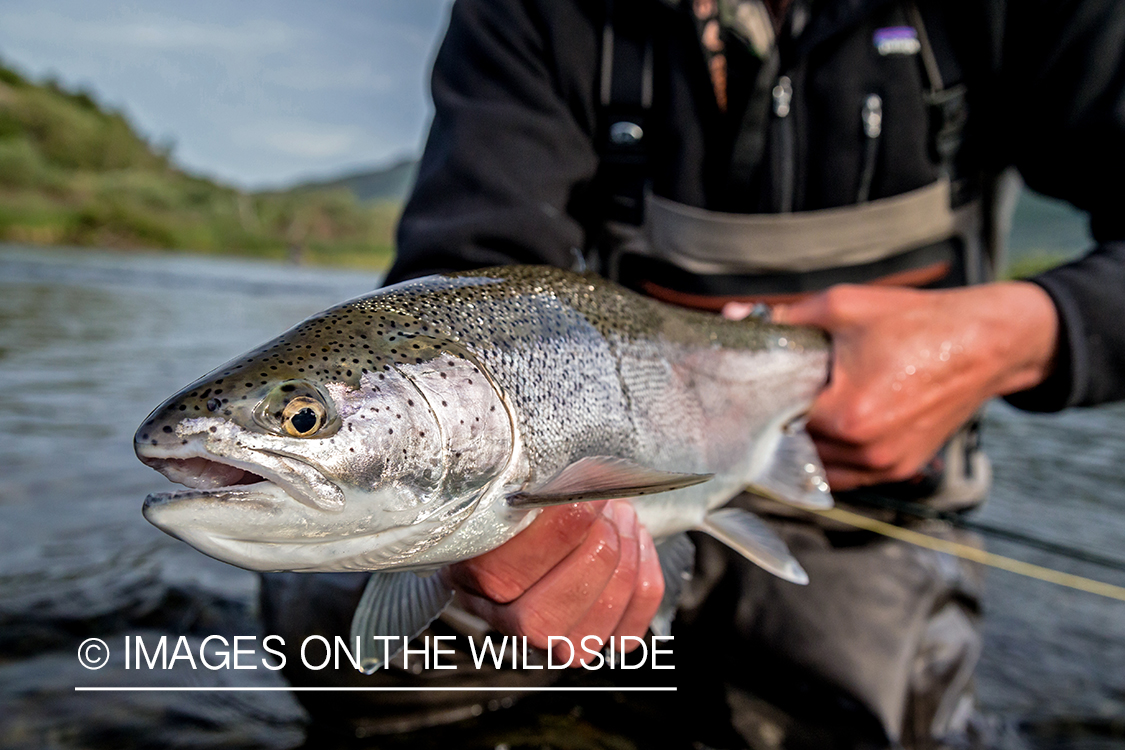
[162,426,173,433]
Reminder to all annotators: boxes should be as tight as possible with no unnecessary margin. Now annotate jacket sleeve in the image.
[386,0,601,284]
[997,0,1125,410]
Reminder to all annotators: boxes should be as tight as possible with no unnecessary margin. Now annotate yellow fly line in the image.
[808,506,1125,604]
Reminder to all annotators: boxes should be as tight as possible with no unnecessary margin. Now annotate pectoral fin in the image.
[698,507,808,585]
[747,422,833,509]
[507,456,712,509]
[349,570,454,673]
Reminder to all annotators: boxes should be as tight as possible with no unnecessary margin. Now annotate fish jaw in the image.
[141,484,459,572]
[135,417,427,571]
[134,382,511,572]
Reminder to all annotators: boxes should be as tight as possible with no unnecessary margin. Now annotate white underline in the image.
[74,686,676,692]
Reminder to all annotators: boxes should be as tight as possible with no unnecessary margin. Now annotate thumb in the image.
[770,295,825,327]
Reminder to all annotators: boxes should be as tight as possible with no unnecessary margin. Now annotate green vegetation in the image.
[1004,253,1069,280]
[0,60,397,269]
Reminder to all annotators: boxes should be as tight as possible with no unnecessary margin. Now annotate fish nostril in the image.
[207,398,221,412]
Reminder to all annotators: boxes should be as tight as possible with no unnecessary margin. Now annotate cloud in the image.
[257,123,363,159]
[0,0,454,186]
[261,62,395,93]
[0,10,297,53]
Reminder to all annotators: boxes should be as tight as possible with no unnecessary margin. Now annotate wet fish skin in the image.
[135,265,830,576]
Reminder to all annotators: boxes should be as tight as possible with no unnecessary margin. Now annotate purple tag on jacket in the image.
[873,26,921,56]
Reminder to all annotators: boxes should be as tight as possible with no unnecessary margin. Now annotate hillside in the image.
[0,61,399,269]
[294,158,418,202]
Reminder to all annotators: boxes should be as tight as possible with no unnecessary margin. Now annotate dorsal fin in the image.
[507,456,712,509]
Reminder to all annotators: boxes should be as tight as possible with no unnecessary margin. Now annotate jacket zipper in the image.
[772,75,795,213]
[856,93,882,203]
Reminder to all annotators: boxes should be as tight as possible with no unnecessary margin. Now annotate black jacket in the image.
[389,0,1125,412]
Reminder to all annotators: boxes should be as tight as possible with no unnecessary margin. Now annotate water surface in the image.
[0,244,1121,749]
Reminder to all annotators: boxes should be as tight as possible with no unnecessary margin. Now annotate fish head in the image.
[135,300,514,573]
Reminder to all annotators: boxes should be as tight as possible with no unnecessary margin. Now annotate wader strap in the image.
[643,178,979,275]
[596,0,653,226]
[906,1,968,189]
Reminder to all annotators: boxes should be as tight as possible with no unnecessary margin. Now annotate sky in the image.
[0,0,455,189]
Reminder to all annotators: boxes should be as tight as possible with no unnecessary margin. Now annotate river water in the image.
[0,243,1122,749]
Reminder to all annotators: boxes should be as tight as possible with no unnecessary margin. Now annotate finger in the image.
[612,525,665,652]
[823,463,905,491]
[772,285,869,329]
[821,465,870,491]
[447,500,607,603]
[820,448,931,489]
[456,511,622,649]
[561,502,641,664]
[769,296,823,327]
[721,301,756,321]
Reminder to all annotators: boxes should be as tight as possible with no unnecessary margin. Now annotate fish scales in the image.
[337,267,825,504]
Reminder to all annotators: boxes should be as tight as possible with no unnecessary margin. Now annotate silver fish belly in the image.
[135,265,832,670]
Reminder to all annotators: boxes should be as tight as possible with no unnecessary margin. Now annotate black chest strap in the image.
[595,0,654,226]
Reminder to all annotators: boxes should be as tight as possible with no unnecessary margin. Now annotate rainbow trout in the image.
[135,266,832,670]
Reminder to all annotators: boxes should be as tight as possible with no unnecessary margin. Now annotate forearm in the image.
[971,280,1059,399]
[1008,242,1125,410]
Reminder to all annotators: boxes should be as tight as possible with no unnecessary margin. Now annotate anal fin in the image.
[698,508,808,585]
[350,570,454,674]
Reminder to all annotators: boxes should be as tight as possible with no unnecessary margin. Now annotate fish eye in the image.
[282,397,326,437]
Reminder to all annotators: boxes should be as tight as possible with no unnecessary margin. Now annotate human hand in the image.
[725,282,1059,490]
[442,500,664,665]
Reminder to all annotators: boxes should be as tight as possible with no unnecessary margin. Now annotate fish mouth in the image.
[143,456,270,492]
[137,443,345,512]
